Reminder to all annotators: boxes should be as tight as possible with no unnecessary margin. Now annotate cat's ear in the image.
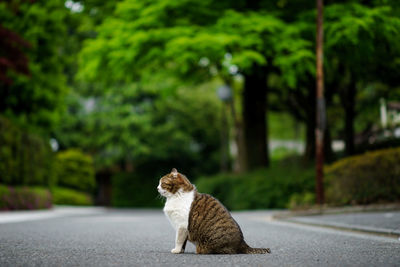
[171,168,178,177]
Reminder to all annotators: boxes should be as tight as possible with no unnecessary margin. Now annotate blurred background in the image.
[1,0,399,211]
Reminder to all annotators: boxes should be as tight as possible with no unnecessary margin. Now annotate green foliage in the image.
[78,0,314,86]
[0,184,52,210]
[288,192,316,210]
[276,2,400,159]
[323,3,400,80]
[2,0,399,210]
[55,149,95,192]
[0,0,70,131]
[78,0,229,84]
[269,112,305,140]
[325,147,400,205]
[195,158,315,210]
[0,116,55,187]
[356,137,400,154]
[55,82,222,176]
[324,3,400,137]
[52,187,93,206]
[76,0,320,173]
[111,172,162,208]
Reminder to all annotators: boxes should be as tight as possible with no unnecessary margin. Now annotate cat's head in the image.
[157,168,195,197]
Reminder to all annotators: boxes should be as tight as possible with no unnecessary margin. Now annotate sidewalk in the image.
[273,204,400,238]
[0,206,106,224]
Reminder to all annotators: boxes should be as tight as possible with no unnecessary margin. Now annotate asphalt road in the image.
[0,209,399,267]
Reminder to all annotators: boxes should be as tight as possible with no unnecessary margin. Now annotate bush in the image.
[0,116,55,187]
[325,147,400,205]
[356,137,400,155]
[55,149,95,192]
[288,192,316,210]
[112,172,163,208]
[195,158,315,210]
[0,184,52,210]
[52,187,93,206]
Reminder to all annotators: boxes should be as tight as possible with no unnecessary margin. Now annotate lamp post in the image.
[217,85,232,172]
[217,85,232,102]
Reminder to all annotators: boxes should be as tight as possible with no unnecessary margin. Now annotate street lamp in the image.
[217,85,232,172]
[217,85,232,102]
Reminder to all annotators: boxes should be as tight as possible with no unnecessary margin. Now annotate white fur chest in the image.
[163,190,194,230]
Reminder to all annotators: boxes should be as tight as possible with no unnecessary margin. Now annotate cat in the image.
[157,168,271,254]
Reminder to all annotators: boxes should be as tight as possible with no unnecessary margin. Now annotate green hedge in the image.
[112,172,163,208]
[55,149,95,193]
[0,116,55,187]
[195,158,315,210]
[355,137,400,155]
[326,147,400,205]
[52,187,93,206]
[0,184,52,210]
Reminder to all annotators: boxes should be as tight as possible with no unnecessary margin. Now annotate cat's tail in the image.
[241,243,271,254]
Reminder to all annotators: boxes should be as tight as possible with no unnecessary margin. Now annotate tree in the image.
[324,3,400,155]
[271,1,400,161]
[0,25,30,85]
[0,0,69,132]
[54,79,222,177]
[79,0,316,171]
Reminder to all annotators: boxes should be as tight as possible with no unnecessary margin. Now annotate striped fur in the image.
[158,168,271,254]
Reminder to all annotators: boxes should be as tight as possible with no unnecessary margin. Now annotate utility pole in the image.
[315,0,325,205]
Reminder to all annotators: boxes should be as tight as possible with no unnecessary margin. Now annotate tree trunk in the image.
[95,170,112,206]
[242,65,269,170]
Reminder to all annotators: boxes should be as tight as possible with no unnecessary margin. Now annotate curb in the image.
[271,203,400,239]
[283,217,400,238]
[271,203,400,220]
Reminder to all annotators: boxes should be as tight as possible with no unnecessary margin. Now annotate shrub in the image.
[288,192,316,210]
[325,147,400,205]
[0,116,55,187]
[55,149,95,192]
[52,187,93,206]
[0,184,52,210]
[195,158,315,210]
[356,137,400,155]
[112,172,163,208]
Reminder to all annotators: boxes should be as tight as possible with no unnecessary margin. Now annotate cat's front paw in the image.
[171,248,183,254]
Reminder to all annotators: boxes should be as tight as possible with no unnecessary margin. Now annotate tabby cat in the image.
[157,168,271,254]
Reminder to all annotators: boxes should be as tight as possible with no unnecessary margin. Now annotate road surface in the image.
[0,208,399,266]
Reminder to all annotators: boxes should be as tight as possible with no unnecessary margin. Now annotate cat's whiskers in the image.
[156,194,166,203]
